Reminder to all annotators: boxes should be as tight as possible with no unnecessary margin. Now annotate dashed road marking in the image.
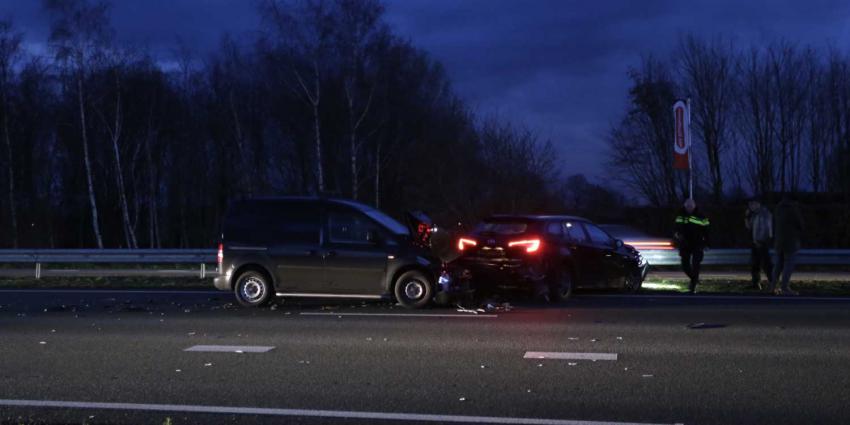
[299,312,498,318]
[0,399,681,425]
[184,345,274,353]
[524,352,618,361]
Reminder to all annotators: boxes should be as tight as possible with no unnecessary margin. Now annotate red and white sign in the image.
[673,100,690,170]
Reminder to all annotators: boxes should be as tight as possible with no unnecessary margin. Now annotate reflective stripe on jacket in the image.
[674,208,710,250]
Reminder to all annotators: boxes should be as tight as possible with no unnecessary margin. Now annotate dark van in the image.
[213,197,442,309]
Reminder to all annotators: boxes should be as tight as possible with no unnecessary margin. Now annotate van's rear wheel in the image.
[234,270,273,307]
[394,270,433,309]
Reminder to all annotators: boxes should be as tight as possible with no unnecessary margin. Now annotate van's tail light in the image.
[457,238,477,251]
[217,243,224,269]
[508,238,541,253]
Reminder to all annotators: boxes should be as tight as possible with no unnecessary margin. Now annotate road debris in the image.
[686,322,727,330]
[455,305,478,314]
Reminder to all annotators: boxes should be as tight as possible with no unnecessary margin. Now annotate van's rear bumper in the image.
[213,272,230,291]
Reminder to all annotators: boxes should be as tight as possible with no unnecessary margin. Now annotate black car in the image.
[213,197,444,308]
[451,215,648,301]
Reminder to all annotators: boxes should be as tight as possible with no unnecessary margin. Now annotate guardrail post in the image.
[35,262,41,279]
[200,263,206,279]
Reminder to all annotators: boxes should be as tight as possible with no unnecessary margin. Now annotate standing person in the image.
[745,199,773,290]
[674,198,710,294]
[770,195,804,296]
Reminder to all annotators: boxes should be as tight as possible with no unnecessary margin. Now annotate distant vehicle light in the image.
[458,238,477,251]
[625,241,674,250]
[508,238,541,253]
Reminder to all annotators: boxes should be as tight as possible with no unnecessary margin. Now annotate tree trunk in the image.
[108,75,137,248]
[77,76,103,248]
[144,120,160,248]
[313,99,324,193]
[374,141,380,208]
[1,85,17,248]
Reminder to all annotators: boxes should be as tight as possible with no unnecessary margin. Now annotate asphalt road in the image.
[1,289,850,425]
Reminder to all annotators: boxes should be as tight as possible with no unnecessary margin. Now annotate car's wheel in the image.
[234,269,273,307]
[394,270,433,309]
[624,270,643,294]
[548,268,573,303]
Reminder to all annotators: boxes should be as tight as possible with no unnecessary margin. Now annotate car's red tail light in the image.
[509,238,541,253]
[457,238,477,251]
[217,243,224,268]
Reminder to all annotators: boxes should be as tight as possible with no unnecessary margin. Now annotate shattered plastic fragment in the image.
[38,341,46,345]
[204,363,212,367]
[458,397,466,402]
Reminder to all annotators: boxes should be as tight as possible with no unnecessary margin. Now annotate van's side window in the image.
[328,211,379,244]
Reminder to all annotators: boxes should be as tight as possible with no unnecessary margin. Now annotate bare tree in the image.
[335,0,383,200]
[736,47,776,196]
[0,21,21,247]
[768,43,813,193]
[608,57,685,206]
[96,52,137,248]
[44,0,114,248]
[262,0,337,194]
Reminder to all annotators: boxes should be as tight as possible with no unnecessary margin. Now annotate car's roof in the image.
[486,214,590,222]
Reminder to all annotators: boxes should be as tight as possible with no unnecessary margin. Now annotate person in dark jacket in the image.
[745,199,773,290]
[674,198,710,294]
[769,195,804,295]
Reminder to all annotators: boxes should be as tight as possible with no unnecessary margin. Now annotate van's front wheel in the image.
[394,270,433,309]
[234,270,273,307]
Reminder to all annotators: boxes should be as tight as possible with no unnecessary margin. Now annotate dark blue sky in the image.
[3,0,850,180]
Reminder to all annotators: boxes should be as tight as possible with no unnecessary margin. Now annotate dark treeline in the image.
[609,35,850,207]
[0,0,566,248]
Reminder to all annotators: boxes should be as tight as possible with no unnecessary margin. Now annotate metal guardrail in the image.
[0,249,217,279]
[0,248,847,279]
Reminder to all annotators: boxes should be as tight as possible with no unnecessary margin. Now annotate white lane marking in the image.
[299,312,498,318]
[524,352,618,361]
[0,289,222,295]
[0,399,681,425]
[184,345,274,353]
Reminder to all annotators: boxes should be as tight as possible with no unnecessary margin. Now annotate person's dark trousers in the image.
[750,242,773,288]
[679,248,704,293]
[771,249,797,293]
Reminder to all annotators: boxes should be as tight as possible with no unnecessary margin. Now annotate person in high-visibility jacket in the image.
[674,198,710,293]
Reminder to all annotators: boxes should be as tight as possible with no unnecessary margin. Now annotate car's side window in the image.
[546,222,562,237]
[564,222,588,243]
[584,223,613,245]
[328,211,379,244]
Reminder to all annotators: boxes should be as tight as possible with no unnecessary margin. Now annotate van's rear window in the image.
[474,222,528,235]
